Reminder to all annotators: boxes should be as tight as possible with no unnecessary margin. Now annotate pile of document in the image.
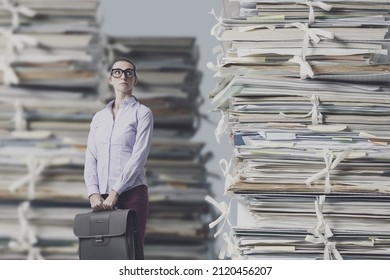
[208,0,390,259]
[0,0,106,259]
[105,36,215,260]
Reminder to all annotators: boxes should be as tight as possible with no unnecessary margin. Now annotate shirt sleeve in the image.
[84,114,100,197]
[111,107,154,194]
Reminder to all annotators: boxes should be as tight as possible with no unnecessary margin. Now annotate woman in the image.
[84,58,153,249]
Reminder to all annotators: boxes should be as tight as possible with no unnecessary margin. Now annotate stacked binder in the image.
[209,0,390,259]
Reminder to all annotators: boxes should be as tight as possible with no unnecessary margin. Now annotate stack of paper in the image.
[208,0,390,260]
[0,0,103,259]
[103,36,215,260]
[232,194,390,259]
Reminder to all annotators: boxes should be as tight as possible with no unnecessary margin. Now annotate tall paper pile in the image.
[208,0,390,260]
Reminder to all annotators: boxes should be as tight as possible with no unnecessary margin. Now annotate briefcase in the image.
[73,209,143,260]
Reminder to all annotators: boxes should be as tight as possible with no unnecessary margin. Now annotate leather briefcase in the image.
[73,209,143,260]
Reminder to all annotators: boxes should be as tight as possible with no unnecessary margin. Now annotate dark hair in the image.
[110,57,137,76]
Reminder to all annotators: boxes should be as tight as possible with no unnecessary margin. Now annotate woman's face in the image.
[109,60,137,95]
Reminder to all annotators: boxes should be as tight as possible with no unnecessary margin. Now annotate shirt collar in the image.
[106,95,137,109]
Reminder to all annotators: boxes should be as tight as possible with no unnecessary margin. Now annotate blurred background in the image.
[0,0,231,259]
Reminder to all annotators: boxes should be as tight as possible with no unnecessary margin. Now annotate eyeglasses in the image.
[111,68,136,78]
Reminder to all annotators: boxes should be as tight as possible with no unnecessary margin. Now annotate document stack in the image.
[208,0,390,260]
[0,0,103,259]
[103,36,215,260]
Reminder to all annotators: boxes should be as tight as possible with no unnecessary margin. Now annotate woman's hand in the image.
[102,190,119,210]
[89,193,104,211]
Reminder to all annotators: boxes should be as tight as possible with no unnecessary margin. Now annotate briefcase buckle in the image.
[95,235,103,243]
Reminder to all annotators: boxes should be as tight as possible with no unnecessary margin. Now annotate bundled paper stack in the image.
[103,36,215,260]
[208,0,390,260]
[0,0,103,259]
